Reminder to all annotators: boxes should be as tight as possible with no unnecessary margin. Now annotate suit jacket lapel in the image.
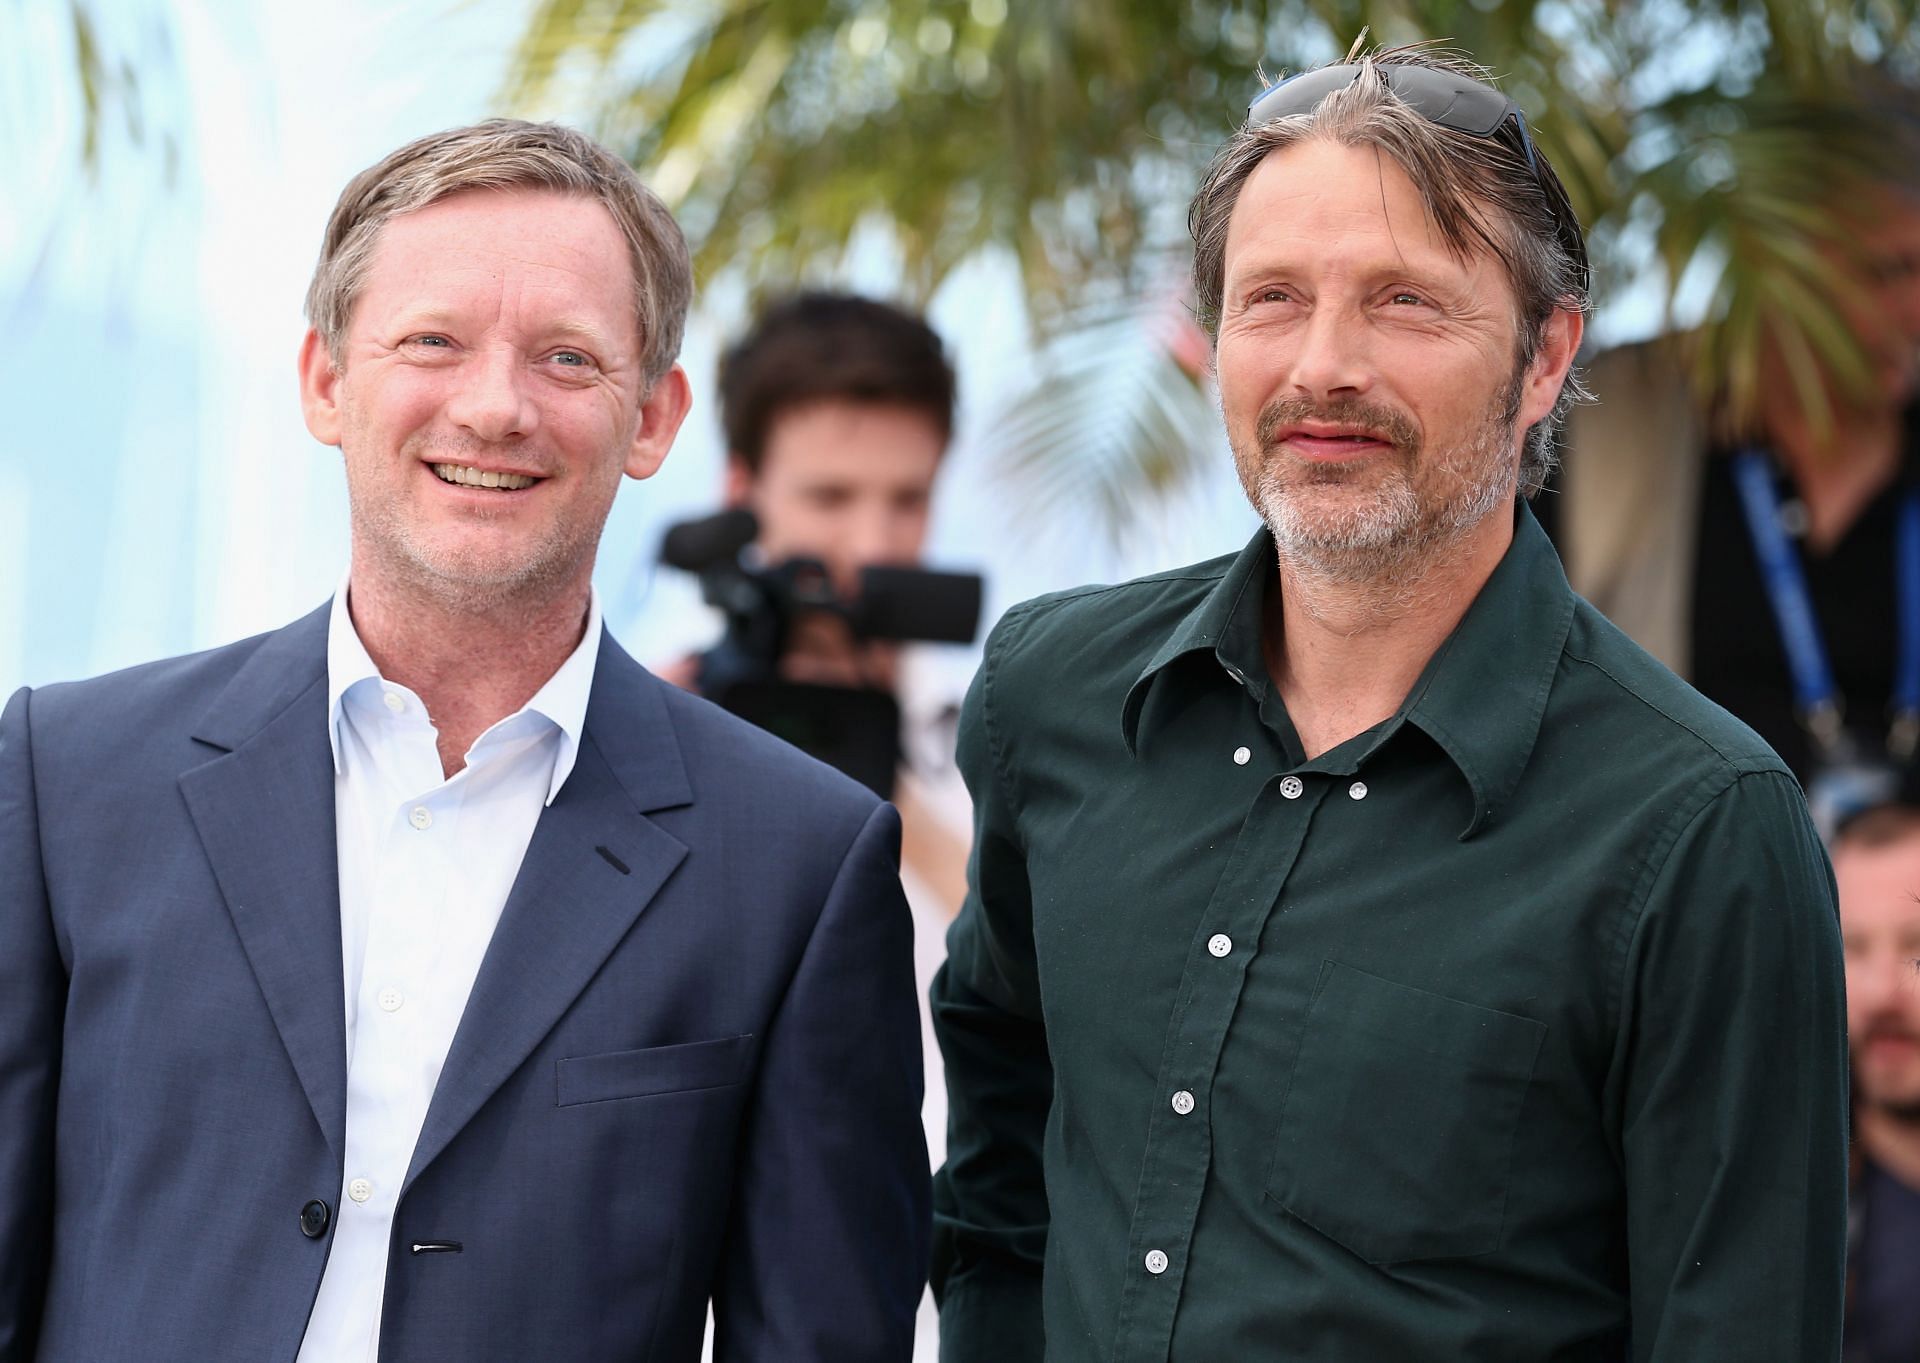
[178,604,348,1162]
[405,636,693,1190]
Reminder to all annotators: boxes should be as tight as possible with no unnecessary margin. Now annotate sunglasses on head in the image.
[1246,62,1588,292]
[1248,63,1537,164]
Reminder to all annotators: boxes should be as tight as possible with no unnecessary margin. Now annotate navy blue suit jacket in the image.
[0,603,929,1361]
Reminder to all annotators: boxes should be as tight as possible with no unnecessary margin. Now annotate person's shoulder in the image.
[1580,334,1691,387]
[643,670,884,826]
[985,547,1243,673]
[1562,335,1703,452]
[1558,594,1787,781]
[19,617,313,740]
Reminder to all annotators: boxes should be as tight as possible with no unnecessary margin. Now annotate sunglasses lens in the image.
[1247,64,1362,125]
[1248,64,1516,140]
[1382,68,1514,137]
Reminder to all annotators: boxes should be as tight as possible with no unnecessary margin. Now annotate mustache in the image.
[1859,1021,1920,1050]
[1255,396,1421,452]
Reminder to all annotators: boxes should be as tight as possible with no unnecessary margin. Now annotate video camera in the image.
[660,507,983,798]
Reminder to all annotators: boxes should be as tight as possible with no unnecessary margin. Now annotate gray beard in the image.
[1237,379,1522,588]
[1251,449,1512,586]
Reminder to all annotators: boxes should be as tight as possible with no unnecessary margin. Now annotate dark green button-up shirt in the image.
[931,507,1847,1363]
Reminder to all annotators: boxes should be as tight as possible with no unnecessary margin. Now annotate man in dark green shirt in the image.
[931,45,1847,1363]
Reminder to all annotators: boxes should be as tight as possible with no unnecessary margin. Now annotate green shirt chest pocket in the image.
[1265,961,1547,1265]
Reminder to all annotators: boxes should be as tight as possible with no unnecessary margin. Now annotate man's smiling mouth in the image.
[431,462,540,490]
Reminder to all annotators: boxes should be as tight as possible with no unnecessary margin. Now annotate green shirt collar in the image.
[1121,504,1575,837]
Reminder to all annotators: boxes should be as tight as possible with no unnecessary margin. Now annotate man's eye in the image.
[1388,291,1426,306]
[550,350,590,366]
[1254,287,1291,304]
[409,335,450,347]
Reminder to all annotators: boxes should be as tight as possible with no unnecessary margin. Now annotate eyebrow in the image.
[1226,255,1466,295]
[537,316,624,347]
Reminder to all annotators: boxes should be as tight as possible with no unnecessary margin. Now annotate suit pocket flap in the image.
[556,1034,755,1107]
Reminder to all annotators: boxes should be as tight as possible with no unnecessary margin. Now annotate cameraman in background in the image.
[660,290,972,1172]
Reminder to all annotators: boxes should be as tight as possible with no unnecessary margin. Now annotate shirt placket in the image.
[334,749,464,1358]
[1110,768,1329,1362]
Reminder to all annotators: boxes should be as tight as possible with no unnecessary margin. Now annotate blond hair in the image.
[305,119,691,384]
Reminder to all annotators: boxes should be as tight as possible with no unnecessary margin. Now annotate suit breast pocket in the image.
[555,1034,755,1107]
[1264,961,1545,1265]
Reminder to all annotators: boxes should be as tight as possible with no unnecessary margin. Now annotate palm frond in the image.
[499,0,1920,539]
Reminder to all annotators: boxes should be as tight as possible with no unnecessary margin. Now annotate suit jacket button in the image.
[300,1200,332,1239]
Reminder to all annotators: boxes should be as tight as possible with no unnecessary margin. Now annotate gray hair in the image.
[1190,49,1591,495]
[306,119,691,385]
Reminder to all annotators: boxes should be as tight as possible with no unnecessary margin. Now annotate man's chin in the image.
[1260,484,1418,560]
[387,540,583,611]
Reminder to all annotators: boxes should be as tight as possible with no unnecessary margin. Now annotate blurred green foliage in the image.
[64,0,180,188]
[493,3,1914,525]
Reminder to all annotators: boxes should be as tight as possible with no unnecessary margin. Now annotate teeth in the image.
[432,463,537,490]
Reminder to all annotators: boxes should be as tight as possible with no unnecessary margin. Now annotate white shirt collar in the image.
[325,574,603,806]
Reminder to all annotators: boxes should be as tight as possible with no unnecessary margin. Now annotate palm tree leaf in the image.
[498,0,1920,539]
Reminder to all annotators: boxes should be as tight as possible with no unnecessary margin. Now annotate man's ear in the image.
[298,328,345,448]
[626,364,694,481]
[1517,307,1584,431]
[722,455,756,508]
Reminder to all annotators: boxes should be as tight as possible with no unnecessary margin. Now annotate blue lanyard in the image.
[1731,449,1920,755]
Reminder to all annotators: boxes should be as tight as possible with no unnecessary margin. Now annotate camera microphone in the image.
[660,508,759,572]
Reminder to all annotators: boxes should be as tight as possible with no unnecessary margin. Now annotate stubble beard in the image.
[346,437,612,619]
[1233,372,1524,587]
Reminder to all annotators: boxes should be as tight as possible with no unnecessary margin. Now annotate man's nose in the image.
[832,504,918,598]
[1287,307,1373,401]
[446,349,538,442]
[1851,950,1914,1016]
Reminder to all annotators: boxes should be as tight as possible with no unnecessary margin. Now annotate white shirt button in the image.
[1279,775,1304,800]
[377,986,404,1013]
[408,805,433,831]
[1233,746,1251,765]
[1171,1090,1196,1115]
[347,1178,374,1204]
[382,690,406,714]
[1207,933,1233,958]
[1144,1249,1169,1275]
[1349,781,1369,800]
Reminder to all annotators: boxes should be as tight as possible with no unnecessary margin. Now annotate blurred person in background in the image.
[1543,110,1920,837]
[668,290,971,907]
[1833,802,1920,1362]
[0,122,928,1362]
[663,291,974,1141]
[662,290,974,1363]
[931,45,1846,1363]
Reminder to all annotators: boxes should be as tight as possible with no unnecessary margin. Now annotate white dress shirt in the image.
[295,582,601,1363]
